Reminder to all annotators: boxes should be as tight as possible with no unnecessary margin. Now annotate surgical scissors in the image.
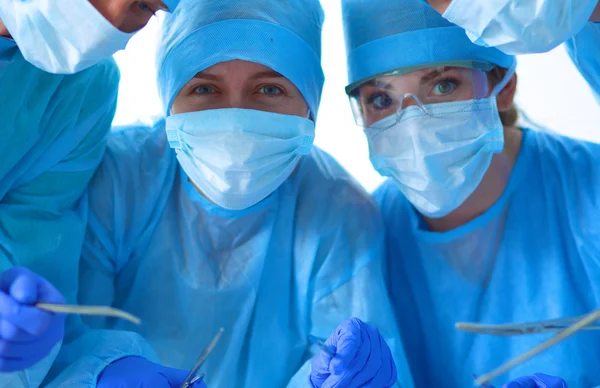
[457,309,600,386]
[180,328,225,388]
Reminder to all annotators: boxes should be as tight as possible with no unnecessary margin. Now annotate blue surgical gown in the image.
[377,128,600,387]
[565,22,600,102]
[47,122,414,388]
[0,38,124,386]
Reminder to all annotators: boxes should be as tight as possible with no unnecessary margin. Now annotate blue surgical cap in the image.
[157,0,325,119]
[162,0,180,12]
[342,0,516,89]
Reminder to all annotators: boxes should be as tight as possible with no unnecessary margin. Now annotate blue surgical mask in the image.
[166,108,315,210]
[0,0,134,74]
[442,0,597,55]
[365,66,515,218]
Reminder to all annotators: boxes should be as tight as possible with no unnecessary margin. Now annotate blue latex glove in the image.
[98,356,208,388]
[310,317,397,388]
[0,266,66,372]
[502,374,568,388]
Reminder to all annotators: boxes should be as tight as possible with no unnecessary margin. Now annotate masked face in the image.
[89,0,169,33]
[355,65,516,218]
[0,0,174,74]
[166,60,315,210]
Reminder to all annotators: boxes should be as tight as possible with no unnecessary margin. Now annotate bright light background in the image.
[113,2,600,193]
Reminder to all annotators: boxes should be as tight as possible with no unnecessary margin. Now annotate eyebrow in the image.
[420,69,444,85]
[248,70,285,80]
[192,72,224,81]
[363,79,394,90]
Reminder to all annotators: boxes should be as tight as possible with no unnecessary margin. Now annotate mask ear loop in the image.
[489,61,517,98]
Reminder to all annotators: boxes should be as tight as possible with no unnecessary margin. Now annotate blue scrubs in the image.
[376,128,600,387]
[0,38,120,386]
[565,22,600,102]
[45,122,414,388]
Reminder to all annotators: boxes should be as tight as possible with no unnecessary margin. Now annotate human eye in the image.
[137,1,157,15]
[366,92,394,110]
[258,85,284,96]
[192,85,216,95]
[431,79,458,96]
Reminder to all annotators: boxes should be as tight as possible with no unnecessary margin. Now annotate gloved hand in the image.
[0,266,66,372]
[310,317,397,388]
[502,373,567,388]
[98,356,208,388]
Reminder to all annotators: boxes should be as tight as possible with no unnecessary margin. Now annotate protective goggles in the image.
[346,65,495,129]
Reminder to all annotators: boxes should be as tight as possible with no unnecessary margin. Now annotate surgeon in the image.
[0,0,180,74]
[43,0,413,387]
[340,0,600,386]
[0,0,182,380]
[0,11,127,385]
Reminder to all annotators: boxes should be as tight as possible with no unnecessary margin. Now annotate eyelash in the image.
[365,92,389,105]
[138,2,157,15]
[430,75,460,90]
[191,84,217,95]
[188,84,288,97]
[257,84,286,96]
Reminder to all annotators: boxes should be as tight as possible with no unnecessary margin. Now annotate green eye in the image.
[433,80,456,95]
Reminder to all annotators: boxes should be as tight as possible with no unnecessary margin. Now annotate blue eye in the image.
[432,80,456,96]
[367,93,394,110]
[259,86,282,96]
[138,2,154,13]
[193,86,215,94]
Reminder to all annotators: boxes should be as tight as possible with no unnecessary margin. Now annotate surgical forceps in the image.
[180,328,225,388]
[457,309,600,386]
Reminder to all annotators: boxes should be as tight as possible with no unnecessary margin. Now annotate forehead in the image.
[194,60,284,79]
[373,67,472,84]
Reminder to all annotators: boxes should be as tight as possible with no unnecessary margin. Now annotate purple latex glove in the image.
[98,356,208,388]
[502,373,568,388]
[0,266,66,372]
[310,318,397,388]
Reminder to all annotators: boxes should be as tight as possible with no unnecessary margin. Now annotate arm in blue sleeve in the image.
[285,173,415,388]
[565,22,600,103]
[41,219,160,387]
[0,58,119,304]
[304,232,415,388]
[0,58,119,386]
[41,128,162,387]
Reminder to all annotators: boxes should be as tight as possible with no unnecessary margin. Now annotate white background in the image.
[113,2,600,193]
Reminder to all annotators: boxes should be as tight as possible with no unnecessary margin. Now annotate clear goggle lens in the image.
[348,66,491,129]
